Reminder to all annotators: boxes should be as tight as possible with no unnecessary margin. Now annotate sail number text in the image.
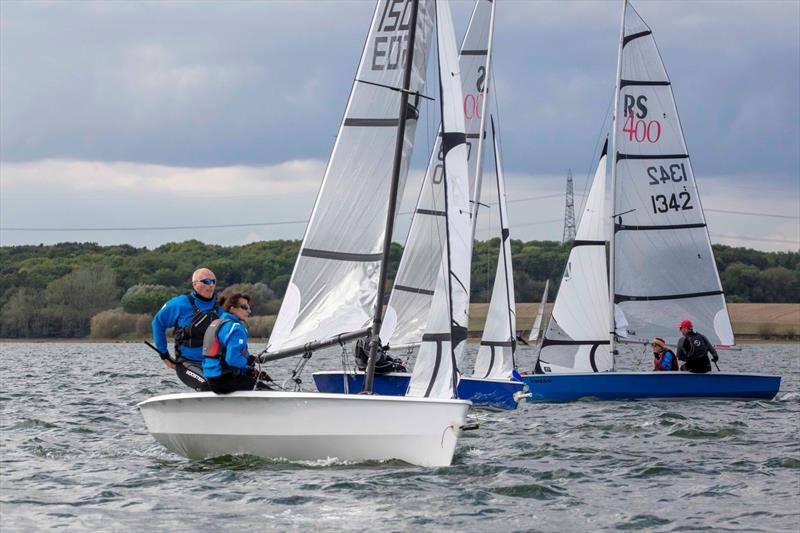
[647,163,687,185]
[650,191,693,213]
[622,94,661,143]
[371,0,413,71]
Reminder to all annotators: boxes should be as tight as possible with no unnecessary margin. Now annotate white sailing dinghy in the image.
[139,0,473,467]
[521,0,780,401]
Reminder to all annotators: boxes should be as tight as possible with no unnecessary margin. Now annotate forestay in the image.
[268,0,435,353]
[537,141,613,373]
[472,118,517,379]
[612,3,733,347]
[380,0,494,348]
[407,0,470,399]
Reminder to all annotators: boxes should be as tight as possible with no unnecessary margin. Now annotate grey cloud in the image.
[0,0,798,215]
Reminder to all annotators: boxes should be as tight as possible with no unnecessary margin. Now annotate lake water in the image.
[1,342,798,531]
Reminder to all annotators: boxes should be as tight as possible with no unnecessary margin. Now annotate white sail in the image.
[407,0,470,399]
[537,140,613,373]
[472,117,516,379]
[268,0,435,353]
[381,0,494,347]
[611,2,734,347]
[528,279,549,343]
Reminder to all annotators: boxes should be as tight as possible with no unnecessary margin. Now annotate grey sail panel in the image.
[612,3,733,346]
[268,0,435,353]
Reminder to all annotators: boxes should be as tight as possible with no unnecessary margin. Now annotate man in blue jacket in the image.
[152,267,220,390]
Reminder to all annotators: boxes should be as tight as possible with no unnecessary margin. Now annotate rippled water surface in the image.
[1,342,798,531]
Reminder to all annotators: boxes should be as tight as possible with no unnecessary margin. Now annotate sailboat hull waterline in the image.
[312,371,527,410]
[520,372,781,403]
[139,391,471,467]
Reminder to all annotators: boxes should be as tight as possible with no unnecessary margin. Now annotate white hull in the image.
[138,391,471,467]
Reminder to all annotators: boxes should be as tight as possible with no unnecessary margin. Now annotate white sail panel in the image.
[268,0,435,353]
[473,118,516,379]
[612,3,733,346]
[528,279,550,343]
[408,0,470,399]
[537,142,612,373]
[382,0,494,347]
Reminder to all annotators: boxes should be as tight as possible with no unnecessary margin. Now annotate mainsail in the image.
[472,117,517,380]
[536,140,613,373]
[268,0,435,353]
[407,0,470,399]
[381,0,494,348]
[611,1,734,347]
[528,279,549,343]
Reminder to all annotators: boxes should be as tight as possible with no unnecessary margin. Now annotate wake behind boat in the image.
[139,0,476,467]
[521,0,781,402]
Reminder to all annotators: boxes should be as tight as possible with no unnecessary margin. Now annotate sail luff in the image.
[608,0,628,365]
[364,0,421,394]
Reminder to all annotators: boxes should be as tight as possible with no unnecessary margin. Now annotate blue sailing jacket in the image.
[151,291,219,361]
[202,312,251,379]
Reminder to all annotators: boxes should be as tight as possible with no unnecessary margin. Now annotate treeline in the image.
[0,239,797,338]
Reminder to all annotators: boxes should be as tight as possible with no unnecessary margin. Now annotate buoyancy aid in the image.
[202,317,233,368]
[653,349,678,371]
[174,293,219,350]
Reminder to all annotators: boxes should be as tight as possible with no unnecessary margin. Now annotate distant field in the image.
[469,302,800,339]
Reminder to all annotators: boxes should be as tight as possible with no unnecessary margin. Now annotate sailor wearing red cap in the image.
[675,320,719,373]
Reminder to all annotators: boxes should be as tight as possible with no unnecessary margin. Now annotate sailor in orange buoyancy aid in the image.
[202,293,268,394]
[652,337,678,371]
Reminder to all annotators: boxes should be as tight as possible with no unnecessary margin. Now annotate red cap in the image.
[678,319,693,329]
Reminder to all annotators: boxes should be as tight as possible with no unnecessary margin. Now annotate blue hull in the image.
[312,371,525,410]
[520,372,781,402]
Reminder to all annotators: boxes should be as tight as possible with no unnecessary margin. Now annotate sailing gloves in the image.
[159,350,171,361]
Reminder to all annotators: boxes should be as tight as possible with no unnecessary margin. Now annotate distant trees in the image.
[0,240,797,338]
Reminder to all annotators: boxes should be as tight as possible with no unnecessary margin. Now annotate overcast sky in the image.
[1,0,798,252]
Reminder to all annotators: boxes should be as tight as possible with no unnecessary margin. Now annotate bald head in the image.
[191,267,216,299]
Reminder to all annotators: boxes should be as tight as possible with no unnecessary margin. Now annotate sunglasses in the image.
[237,304,251,312]
[195,278,216,286]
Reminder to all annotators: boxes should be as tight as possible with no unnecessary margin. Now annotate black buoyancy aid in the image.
[174,293,220,349]
[686,332,710,360]
[202,318,233,370]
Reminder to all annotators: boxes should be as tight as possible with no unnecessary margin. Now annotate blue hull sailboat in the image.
[314,371,526,410]
[521,0,781,403]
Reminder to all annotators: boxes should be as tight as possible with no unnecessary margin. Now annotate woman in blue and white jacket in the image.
[202,293,269,394]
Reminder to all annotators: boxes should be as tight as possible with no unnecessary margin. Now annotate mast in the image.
[468,0,496,241]
[364,0,420,394]
[608,0,626,366]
